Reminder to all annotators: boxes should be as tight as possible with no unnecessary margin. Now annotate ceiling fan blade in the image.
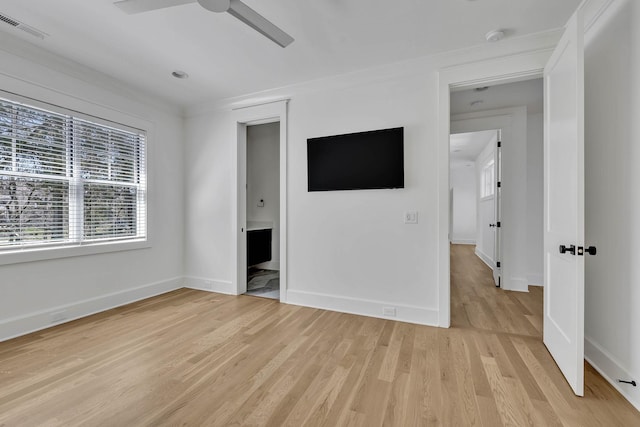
[114,0,196,14]
[227,0,294,48]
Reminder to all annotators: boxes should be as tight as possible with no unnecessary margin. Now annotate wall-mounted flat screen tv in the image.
[307,127,404,192]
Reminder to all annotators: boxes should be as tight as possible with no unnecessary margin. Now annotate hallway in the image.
[451,243,543,337]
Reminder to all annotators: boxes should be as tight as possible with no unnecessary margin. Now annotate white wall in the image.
[450,162,476,244]
[247,122,280,269]
[0,37,184,340]
[583,0,640,410]
[526,113,544,286]
[184,32,562,323]
[187,75,439,323]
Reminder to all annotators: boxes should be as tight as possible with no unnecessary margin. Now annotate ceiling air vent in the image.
[0,13,47,39]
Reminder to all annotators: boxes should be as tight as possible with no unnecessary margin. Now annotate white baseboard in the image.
[474,248,494,269]
[184,276,235,295]
[585,336,640,412]
[528,273,543,287]
[0,277,183,342]
[253,261,280,271]
[451,239,476,245]
[286,289,438,326]
[507,277,529,292]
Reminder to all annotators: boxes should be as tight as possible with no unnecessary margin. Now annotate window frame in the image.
[480,158,495,200]
[0,89,152,266]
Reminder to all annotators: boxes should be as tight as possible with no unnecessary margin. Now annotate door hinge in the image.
[496,261,501,268]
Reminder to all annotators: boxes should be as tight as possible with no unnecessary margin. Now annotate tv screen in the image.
[307,127,404,192]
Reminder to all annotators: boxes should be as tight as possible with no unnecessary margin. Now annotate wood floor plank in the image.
[0,245,638,426]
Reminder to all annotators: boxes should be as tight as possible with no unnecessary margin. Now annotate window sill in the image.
[0,239,151,266]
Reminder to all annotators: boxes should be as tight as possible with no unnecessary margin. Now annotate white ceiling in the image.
[449,78,543,166]
[451,78,544,115]
[0,0,580,108]
[450,130,496,165]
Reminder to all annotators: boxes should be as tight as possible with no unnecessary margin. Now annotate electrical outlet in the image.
[50,310,68,324]
[382,307,396,317]
[404,210,418,224]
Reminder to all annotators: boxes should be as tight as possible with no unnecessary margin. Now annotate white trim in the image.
[585,336,640,412]
[184,276,235,295]
[0,239,151,266]
[475,248,495,269]
[286,290,438,326]
[185,30,564,118]
[451,239,476,245]
[437,52,549,328]
[231,100,288,302]
[508,277,529,293]
[583,0,615,34]
[0,277,183,342]
[528,274,544,286]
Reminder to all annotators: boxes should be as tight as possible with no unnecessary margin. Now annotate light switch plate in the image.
[404,210,418,224]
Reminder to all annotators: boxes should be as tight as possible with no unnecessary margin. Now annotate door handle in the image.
[489,223,496,228]
[577,246,597,256]
[559,244,576,255]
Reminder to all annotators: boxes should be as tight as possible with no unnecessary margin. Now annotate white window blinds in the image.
[0,96,146,251]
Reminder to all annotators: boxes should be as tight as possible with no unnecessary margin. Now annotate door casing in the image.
[231,100,289,301]
[437,52,548,327]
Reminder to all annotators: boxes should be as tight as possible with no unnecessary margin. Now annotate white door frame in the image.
[231,100,289,301]
[437,52,549,327]
[451,108,527,292]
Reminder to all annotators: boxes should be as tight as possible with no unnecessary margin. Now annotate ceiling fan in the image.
[114,0,294,47]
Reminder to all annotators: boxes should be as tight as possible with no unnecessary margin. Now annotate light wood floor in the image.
[451,243,543,337]
[0,247,638,426]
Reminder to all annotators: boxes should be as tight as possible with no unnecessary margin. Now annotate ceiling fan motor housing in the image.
[197,0,230,13]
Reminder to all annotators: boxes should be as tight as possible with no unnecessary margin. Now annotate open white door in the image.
[493,130,502,288]
[543,8,585,396]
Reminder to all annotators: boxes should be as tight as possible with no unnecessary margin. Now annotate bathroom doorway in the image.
[244,122,280,300]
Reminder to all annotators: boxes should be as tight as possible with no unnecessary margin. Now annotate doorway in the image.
[231,100,288,303]
[448,79,543,321]
[449,128,501,288]
[245,122,280,300]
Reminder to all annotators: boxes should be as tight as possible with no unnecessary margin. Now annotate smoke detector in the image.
[485,30,505,43]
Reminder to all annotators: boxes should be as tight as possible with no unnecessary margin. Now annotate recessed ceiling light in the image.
[485,30,505,43]
[171,70,189,79]
[470,100,484,107]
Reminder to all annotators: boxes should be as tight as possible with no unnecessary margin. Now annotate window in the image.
[480,159,495,198]
[0,96,146,253]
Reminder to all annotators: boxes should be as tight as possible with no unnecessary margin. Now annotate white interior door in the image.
[543,9,585,396]
[493,130,502,287]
